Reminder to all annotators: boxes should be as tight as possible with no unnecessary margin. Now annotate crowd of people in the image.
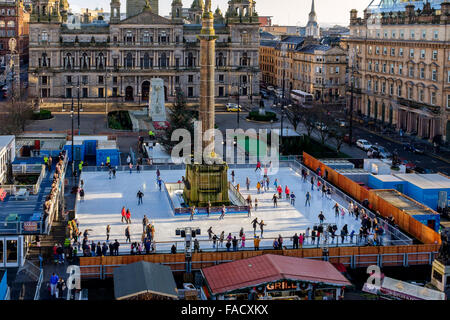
[43,151,67,227]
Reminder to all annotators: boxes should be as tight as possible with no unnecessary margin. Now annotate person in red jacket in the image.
[277,185,282,199]
[121,206,126,223]
[126,209,131,224]
[285,186,290,199]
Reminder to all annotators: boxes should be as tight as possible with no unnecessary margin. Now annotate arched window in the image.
[7,21,14,28]
[97,52,104,69]
[160,53,167,68]
[125,53,133,68]
[40,31,48,42]
[125,31,133,43]
[0,21,5,28]
[187,52,194,68]
[142,53,150,69]
[65,53,72,69]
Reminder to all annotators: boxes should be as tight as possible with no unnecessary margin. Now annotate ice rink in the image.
[76,166,370,253]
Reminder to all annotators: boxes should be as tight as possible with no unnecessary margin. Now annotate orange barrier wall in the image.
[302,152,441,245]
[79,244,440,276]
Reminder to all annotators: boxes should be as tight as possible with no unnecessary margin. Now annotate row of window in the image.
[366,80,438,105]
[0,30,15,37]
[0,20,15,27]
[367,61,439,81]
[368,46,439,60]
[0,9,16,16]
[353,28,441,41]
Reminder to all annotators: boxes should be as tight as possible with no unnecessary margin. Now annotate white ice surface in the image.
[76,167,369,253]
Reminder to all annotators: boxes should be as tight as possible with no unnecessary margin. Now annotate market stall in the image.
[201,254,351,300]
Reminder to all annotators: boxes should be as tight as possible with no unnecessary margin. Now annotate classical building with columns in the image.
[343,0,450,142]
[28,0,260,110]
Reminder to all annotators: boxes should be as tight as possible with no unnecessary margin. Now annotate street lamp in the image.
[71,96,75,177]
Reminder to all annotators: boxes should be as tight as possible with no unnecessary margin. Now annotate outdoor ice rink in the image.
[76,166,376,253]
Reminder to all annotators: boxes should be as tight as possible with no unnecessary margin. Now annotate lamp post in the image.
[77,77,80,130]
[71,96,74,176]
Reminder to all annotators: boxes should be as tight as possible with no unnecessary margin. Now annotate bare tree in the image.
[299,107,318,140]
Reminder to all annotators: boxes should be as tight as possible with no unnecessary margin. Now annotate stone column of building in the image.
[198,0,217,153]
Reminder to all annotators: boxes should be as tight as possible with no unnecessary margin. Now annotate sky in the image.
[70,0,369,26]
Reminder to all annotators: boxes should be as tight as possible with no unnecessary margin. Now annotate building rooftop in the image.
[372,175,404,183]
[366,0,444,14]
[296,44,332,53]
[260,40,278,47]
[202,254,351,295]
[394,173,450,190]
[372,190,438,216]
[0,135,14,151]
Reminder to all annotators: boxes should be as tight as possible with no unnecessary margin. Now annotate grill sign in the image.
[23,222,38,231]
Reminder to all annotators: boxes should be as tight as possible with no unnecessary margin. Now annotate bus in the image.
[290,90,314,106]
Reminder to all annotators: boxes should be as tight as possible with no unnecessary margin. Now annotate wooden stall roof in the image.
[201,254,351,295]
[372,190,438,216]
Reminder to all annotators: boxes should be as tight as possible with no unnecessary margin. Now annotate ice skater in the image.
[231,170,235,183]
[251,217,259,235]
[259,220,266,238]
[272,194,278,207]
[219,205,226,220]
[142,215,149,233]
[290,192,296,205]
[106,225,111,242]
[126,209,131,224]
[190,206,196,221]
[246,177,250,190]
[129,162,133,174]
[207,226,213,240]
[254,198,258,211]
[255,161,262,172]
[137,190,144,205]
[157,176,162,191]
[318,211,325,224]
[305,192,311,207]
[121,206,126,223]
[333,203,340,219]
[125,226,131,243]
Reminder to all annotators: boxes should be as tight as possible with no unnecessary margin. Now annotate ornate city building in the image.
[0,0,30,65]
[305,0,320,39]
[28,0,260,110]
[344,0,450,141]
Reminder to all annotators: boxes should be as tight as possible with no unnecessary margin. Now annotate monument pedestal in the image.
[431,259,450,292]
[183,163,230,207]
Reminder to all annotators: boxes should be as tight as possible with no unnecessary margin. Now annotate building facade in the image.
[344,0,450,141]
[0,0,29,65]
[292,44,347,103]
[28,0,260,108]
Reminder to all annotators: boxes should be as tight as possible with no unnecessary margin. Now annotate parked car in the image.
[336,119,349,128]
[356,139,372,151]
[226,103,242,112]
[369,145,392,159]
[315,122,328,132]
[267,86,275,92]
[403,143,424,154]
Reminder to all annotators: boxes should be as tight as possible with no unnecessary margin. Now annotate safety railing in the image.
[287,159,413,246]
[78,251,439,280]
[33,268,44,301]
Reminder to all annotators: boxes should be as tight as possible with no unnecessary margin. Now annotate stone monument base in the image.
[183,163,230,207]
[431,259,450,292]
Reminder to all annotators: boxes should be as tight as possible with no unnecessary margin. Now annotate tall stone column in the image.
[198,0,217,154]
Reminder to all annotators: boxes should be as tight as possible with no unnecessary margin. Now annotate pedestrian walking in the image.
[50,273,59,298]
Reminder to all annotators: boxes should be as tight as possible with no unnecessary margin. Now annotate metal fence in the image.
[287,159,413,246]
